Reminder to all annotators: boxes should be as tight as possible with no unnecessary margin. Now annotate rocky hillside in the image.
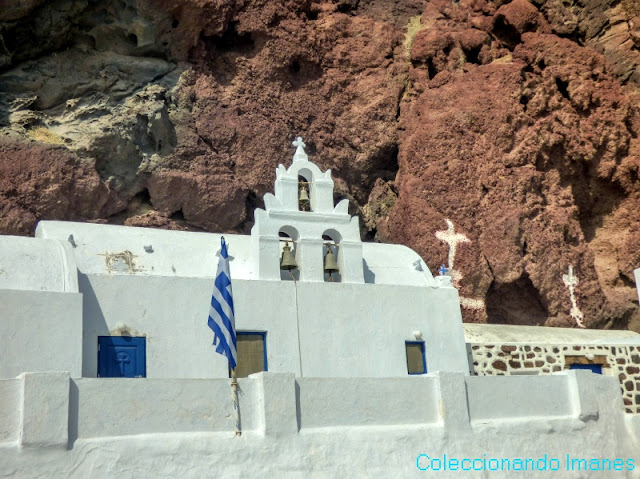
[2,0,640,330]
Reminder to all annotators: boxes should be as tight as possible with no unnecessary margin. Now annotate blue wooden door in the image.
[98,336,146,378]
[569,363,602,374]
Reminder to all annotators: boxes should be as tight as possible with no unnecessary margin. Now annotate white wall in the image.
[295,282,469,376]
[297,377,440,427]
[79,276,301,378]
[0,379,19,442]
[467,375,574,420]
[0,371,638,477]
[29,220,468,378]
[78,275,468,378]
[71,378,258,439]
[0,290,82,378]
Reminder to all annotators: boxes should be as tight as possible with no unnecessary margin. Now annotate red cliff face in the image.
[1,0,639,330]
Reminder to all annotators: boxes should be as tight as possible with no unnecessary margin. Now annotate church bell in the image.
[324,244,339,276]
[280,242,298,271]
[299,184,310,210]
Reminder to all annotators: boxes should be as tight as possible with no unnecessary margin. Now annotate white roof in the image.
[35,221,436,286]
[464,323,640,345]
[0,235,79,293]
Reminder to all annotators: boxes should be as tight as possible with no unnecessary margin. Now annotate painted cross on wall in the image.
[563,265,585,328]
[435,219,485,311]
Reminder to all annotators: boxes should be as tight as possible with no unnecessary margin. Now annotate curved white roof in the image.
[35,221,436,286]
[0,235,78,292]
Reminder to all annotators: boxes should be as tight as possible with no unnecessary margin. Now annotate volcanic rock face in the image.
[1,0,640,330]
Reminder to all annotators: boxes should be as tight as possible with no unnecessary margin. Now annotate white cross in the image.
[435,219,470,270]
[434,219,483,311]
[563,265,585,328]
[292,136,308,162]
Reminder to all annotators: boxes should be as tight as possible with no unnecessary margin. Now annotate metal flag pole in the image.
[230,367,241,436]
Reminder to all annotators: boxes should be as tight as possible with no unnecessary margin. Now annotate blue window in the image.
[569,363,602,374]
[98,336,146,378]
[406,341,427,375]
[234,332,267,378]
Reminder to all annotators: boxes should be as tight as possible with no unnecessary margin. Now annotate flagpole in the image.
[230,367,241,436]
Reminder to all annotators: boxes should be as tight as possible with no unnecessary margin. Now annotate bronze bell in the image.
[299,185,310,210]
[280,242,298,271]
[324,244,339,274]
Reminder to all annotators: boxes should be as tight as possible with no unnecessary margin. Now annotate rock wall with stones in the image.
[2,0,640,330]
[470,343,640,414]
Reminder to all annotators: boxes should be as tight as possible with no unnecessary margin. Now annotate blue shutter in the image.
[98,336,146,378]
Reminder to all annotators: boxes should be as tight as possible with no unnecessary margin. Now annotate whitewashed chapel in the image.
[0,139,639,477]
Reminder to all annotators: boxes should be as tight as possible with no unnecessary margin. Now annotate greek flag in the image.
[208,236,237,369]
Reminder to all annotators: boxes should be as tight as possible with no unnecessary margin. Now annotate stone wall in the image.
[469,343,640,414]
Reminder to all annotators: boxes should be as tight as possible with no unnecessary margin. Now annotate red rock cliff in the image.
[1,0,639,330]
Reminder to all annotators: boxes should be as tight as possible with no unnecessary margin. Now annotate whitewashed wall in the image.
[78,275,468,378]
[0,371,638,478]
[32,220,467,379]
[0,379,19,443]
[0,290,82,378]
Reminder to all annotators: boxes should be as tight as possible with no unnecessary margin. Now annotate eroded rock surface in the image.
[1,0,640,330]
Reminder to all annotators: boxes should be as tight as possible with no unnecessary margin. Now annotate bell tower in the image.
[251,137,365,283]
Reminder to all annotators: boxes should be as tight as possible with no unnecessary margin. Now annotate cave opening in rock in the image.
[492,16,521,50]
[127,33,138,47]
[486,272,548,326]
[464,45,482,65]
[170,209,185,221]
[133,188,151,206]
[555,77,570,100]
[289,60,301,74]
[426,58,438,80]
[214,22,255,53]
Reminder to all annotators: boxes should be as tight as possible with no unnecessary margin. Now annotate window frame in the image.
[231,331,268,378]
[405,340,427,375]
[568,363,603,374]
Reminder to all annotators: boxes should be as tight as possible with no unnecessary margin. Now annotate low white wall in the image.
[466,375,573,420]
[0,371,629,442]
[1,371,638,477]
[0,379,19,442]
[0,290,82,378]
[297,377,439,428]
[71,378,258,439]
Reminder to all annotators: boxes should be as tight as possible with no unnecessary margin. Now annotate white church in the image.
[0,138,639,477]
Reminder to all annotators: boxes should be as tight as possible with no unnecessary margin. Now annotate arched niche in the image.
[322,229,342,283]
[279,226,300,281]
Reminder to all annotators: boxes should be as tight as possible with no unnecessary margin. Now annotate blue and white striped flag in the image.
[208,236,237,370]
